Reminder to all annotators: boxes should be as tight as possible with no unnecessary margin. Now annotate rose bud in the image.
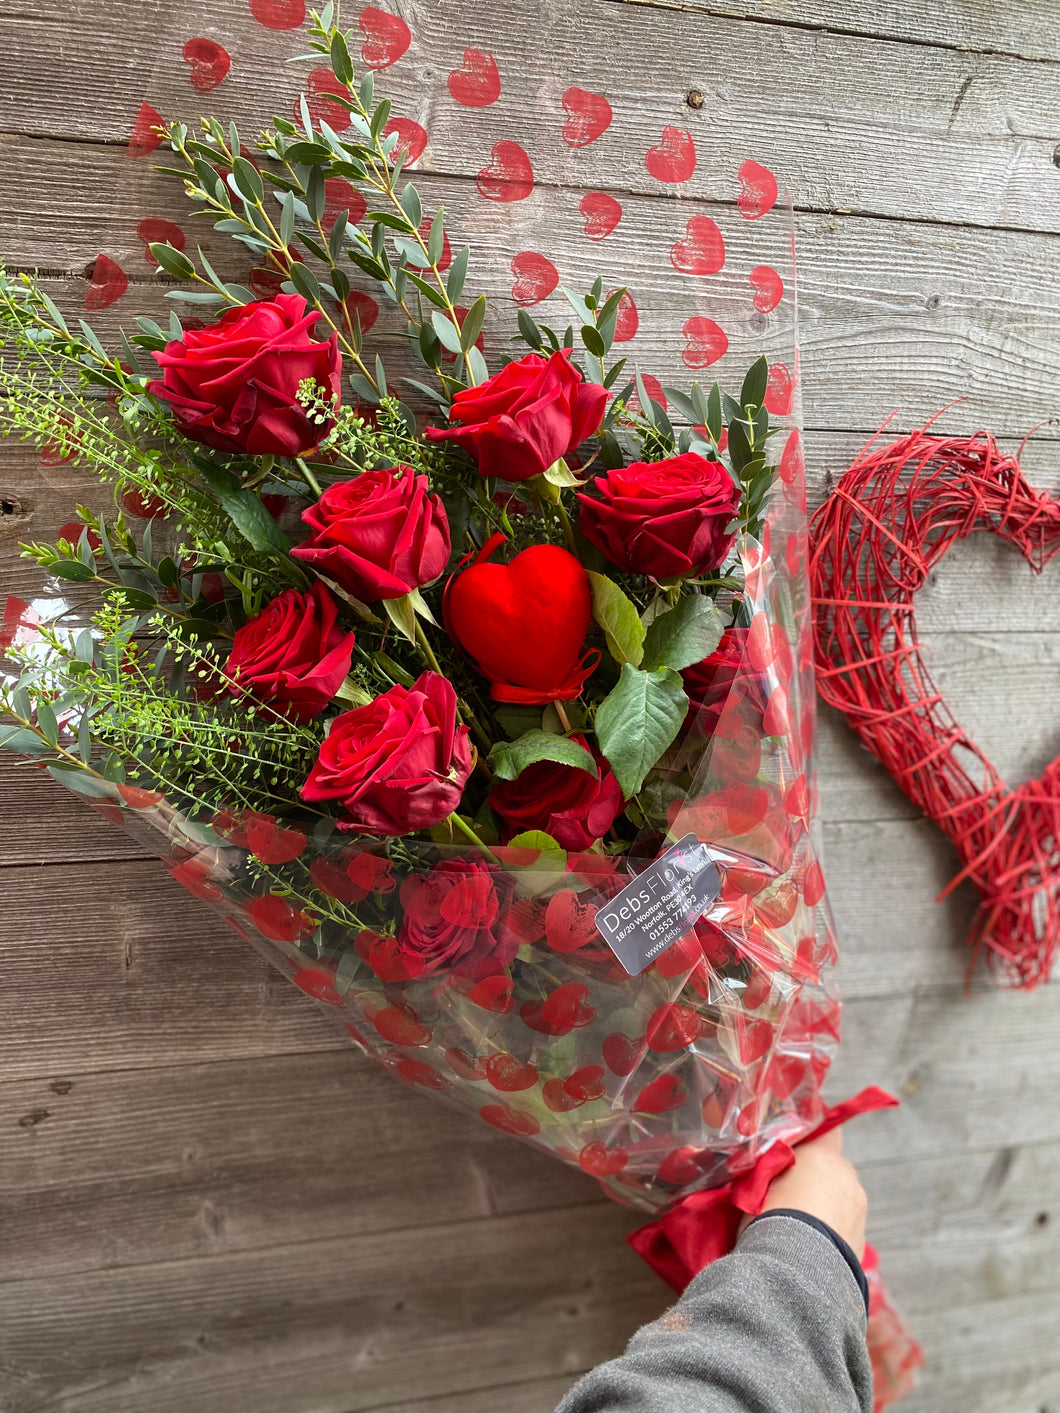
[148,294,340,457]
[423,348,607,482]
[577,452,741,580]
[291,465,450,603]
[396,859,518,979]
[300,672,472,835]
[490,735,624,850]
[225,581,355,724]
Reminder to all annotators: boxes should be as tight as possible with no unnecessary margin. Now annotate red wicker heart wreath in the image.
[809,422,1060,988]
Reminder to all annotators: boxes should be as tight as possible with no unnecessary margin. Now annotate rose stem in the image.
[413,618,493,755]
[448,810,501,863]
[294,457,323,498]
[554,499,579,556]
[553,701,573,733]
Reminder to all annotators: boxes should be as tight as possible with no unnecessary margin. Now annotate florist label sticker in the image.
[596,834,721,976]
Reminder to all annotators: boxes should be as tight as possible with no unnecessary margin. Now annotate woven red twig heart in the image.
[809,423,1060,988]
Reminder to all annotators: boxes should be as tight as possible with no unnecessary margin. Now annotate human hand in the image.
[739,1129,868,1259]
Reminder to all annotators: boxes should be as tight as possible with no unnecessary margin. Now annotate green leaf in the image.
[587,570,645,667]
[288,260,322,304]
[595,664,689,797]
[119,588,158,610]
[635,371,656,426]
[466,346,489,383]
[399,182,422,230]
[232,156,264,204]
[426,210,445,265]
[157,556,179,588]
[0,726,49,755]
[405,269,449,309]
[446,245,469,303]
[641,595,724,672]
[504,830,568,894]
[430,310,463,354]
[51,560,95,582]
[150,243,196,280]
[459,295,486,351]
[490,730,597,782]
[35,698,59,746]
[198,466,290,554]
[740,354,769,412]
[383,593,417,643]
[727,417,753,475]
[47,764,114,796]
[284,137,333,163]
[279,190,296,247]
[330,29,353,85]
[706,383,723,443]
[581,323,606,358]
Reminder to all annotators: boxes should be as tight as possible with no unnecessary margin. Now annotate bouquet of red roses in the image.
[0,7,919,1404]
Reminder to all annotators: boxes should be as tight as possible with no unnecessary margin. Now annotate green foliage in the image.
[641,595,724,672]
[587,571,645,667]
[595,663,689,798]
[490,730,596,781]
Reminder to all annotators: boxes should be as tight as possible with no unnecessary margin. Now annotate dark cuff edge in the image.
[743,1208,869,1314]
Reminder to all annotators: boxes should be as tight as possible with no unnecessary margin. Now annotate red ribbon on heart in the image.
[627,1085,898,1291]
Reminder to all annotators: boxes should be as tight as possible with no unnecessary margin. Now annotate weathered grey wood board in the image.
[2,0,1060,1410]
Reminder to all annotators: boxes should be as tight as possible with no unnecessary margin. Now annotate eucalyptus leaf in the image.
[740,354,769,412]
[150,243,196,280]
[47,764,114,797]
[430,310,463,353]
[0,726,49,755]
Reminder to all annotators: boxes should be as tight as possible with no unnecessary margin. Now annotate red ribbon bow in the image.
[628,1086,899,1291]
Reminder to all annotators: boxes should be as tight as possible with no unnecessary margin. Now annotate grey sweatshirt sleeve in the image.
[555,1213,873,1413]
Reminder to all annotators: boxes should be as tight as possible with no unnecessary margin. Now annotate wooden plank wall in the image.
[2,1,1060,1409]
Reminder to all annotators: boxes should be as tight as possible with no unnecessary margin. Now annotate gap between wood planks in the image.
[2,135,1060,248]
[609,0,1060,69]
[0,1130,1054,1289]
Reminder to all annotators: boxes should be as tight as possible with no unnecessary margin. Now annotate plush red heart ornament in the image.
[444,536,598,703]
[810,424,1060,987]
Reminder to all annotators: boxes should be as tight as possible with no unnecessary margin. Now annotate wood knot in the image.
[49,1079,74,1095]
[0,496,24,518]
[18,1108,50,1129]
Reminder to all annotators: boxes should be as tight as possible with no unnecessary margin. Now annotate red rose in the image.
[292,465,450,602]
[423,349,607,481]
[490,736,624,850]
[577,452,740,579]
[300,671,472,835]
[225,581,355,723]
[396,858,517,978]
[148,294,340,457]
[682,627,766,735]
